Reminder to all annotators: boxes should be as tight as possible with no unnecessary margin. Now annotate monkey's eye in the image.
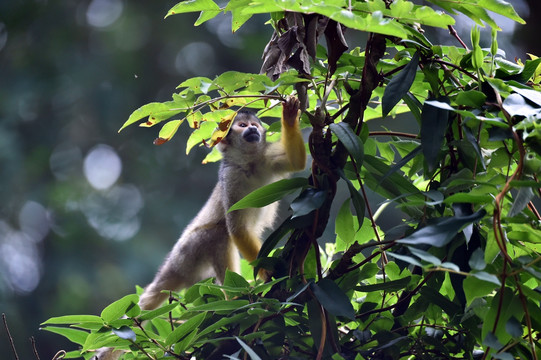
[238,122,248,127]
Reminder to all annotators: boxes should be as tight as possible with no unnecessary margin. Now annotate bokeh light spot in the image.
[83,144,122,190]
[175,42,216,76]
[86,0,123,28]
[80,184,143,241]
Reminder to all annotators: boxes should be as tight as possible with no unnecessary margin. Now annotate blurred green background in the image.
[0,1,538,358]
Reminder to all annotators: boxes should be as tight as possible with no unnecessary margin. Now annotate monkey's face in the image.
[218,113,267,157]
[229,115,266,144]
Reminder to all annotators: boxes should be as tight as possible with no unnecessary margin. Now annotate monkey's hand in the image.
[282,96,301,127]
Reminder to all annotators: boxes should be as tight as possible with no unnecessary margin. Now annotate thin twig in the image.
[51,350,66,360]
[448,25,469,50]
[2,313,19,360]
[30,337,40,360]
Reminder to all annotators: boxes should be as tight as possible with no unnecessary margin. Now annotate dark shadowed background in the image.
[0,0,537,358]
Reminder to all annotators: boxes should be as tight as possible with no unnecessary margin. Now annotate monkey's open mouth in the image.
[243,129,260,142]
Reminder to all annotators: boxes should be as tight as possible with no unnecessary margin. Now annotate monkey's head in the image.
[218,111,267,155]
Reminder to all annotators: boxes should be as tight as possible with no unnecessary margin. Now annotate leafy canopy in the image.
[43,1,541,359]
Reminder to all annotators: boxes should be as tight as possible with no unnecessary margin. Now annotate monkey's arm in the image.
[269,96,306,172]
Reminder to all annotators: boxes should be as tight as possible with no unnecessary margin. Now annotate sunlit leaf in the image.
[335,200,355,245]
[101,294,140,323]
[120,102,184,132]
[153,119,184,146]
[166,0,220,21]
[455,90,487,108]
[189,299,250,312]
[337,169,365,228]
[165,312,206,346]
[138,303,179,322]
[41,315,103,325]
[41,326,89,346]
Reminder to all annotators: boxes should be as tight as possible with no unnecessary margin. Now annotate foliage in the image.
[42,0,541,359]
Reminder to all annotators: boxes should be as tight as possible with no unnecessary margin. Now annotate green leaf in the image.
[337,169,365,228]
[236,337,262,360]
[186,121,217,154]
[508,187,535,217]
[421,97,450,171]
[468,248,486,271]
[397,209,486,247]
[505,316,523,338]
[119,102,184,132]
[310,279,355,320]
[165,312,206,346]
[166,0,221,20]
[335,200,355,245]
[330,122,364,167]
[362,155,423,206]
[455,90,487,108]
[257,217,294,259]
[223,269,250,289]
[471,271,500,285]
[100,294,140,323]
[138,303,179,321]
[408,247,441,266]
[477,0,525,24]
[482,287,524,343]
[41,326,89,346]
[177,76,214,94]
[379,145,422,186]
[420,286,461,316]
[470,26,483,70]
[290,188,327,218]
[189,299,250,312]
[225,0,253,32]
[382,52,420,117]
[154,119,184,145]
[195,313,247,339]
[356,276,411,292]
[228,177,308,212]
[112,326,136,342]
[483,332,503,349]
[463,276,498,306]
[41,315,103,325]
[503,93,540,117]
[387,252,423,267]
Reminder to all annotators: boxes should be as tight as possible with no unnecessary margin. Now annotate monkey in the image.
[92,96,305,359]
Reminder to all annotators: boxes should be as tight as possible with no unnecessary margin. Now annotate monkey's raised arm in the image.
[268,96,306,172]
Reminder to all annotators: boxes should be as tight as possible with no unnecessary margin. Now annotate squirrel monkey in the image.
[93,96,305,359]
[138,96,305,310]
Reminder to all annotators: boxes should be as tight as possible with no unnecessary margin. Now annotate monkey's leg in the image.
[230,229,270,281]
[139,263,188,310]
[140,225,230,309]
[231,229,261,263]
[214,237,240,283]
